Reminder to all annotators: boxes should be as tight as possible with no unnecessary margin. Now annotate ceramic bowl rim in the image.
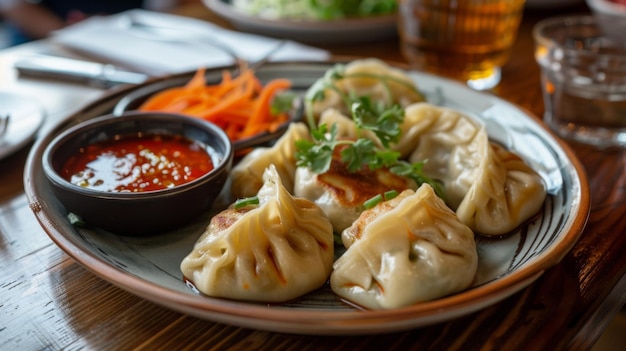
[41,111,234,200]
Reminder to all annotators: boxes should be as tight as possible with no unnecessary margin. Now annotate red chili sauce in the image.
[61,134,214,192]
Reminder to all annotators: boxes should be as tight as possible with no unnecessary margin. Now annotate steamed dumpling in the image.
[405,102,486,209]
[180,165,334,303]
[331,184,478,310]
[455,142,547,236]
[405,103,546,236]
[307,58,425,121]
[230,122,310,198]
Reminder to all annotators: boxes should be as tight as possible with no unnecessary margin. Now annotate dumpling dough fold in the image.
[331,184,478,310]
[307,58,425,121]
[181,165,334,303]
[405,103,546,236]
[455,142,547,236]
[230,122,310,199]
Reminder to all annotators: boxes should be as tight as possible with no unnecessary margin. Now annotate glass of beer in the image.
[398,0,526,90]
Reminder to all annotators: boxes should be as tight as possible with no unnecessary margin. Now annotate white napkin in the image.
[50,9,331,76]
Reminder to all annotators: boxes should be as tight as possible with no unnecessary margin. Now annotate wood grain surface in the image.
[2,3,625,350]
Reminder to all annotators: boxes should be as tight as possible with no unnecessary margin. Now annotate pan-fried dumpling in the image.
[294,145,417,233]
[341,189,415,249]
[180,165,334,303]
[230,122,310,198]
[405,103,546,236]
[306,58,425,121]
[330,184,478,310]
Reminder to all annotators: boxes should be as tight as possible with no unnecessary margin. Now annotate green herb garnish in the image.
[67,212,86,227]
[362,190,400,210]
[295,99,445,199]
[333,232,344,245]
[384,190,399,200]
[351,97,404,148]
[270,91,298,116]
[298,62,444,199]
[234,196,260,209]
[304,63,426,129]
[363,194,383,209]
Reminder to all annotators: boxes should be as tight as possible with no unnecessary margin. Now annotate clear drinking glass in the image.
[398,0,526,90]
[534,15,626,148]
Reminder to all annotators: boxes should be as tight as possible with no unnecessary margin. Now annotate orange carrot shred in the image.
[185,67,206,90]
[239,78,292,138]
[137,67,293,144]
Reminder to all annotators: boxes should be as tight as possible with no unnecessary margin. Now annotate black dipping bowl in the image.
[42,111,234,236]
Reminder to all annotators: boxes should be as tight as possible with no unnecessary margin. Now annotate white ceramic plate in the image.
[203,0,398,44]
[24,61,590,335]
[0,91,46,160]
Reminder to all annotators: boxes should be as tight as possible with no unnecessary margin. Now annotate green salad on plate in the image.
[231,0,397,20]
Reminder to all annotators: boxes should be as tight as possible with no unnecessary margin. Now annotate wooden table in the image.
[2,3,624,350]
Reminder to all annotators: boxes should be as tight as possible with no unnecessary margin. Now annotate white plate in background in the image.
[203,0,398,44]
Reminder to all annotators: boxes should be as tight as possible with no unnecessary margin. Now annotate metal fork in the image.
[0,114,9,139]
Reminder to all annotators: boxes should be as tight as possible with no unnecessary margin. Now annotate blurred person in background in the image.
[0,0,198,46]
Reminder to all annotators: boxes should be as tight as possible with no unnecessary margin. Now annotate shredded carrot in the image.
[139,67,292,143]
[240,78,291,138]
[185,67,207,90]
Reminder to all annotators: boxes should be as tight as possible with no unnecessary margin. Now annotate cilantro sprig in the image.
[304,63,425,129]
[270,91,298,116]
[298,62,444,199]
[295,98,445,199]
